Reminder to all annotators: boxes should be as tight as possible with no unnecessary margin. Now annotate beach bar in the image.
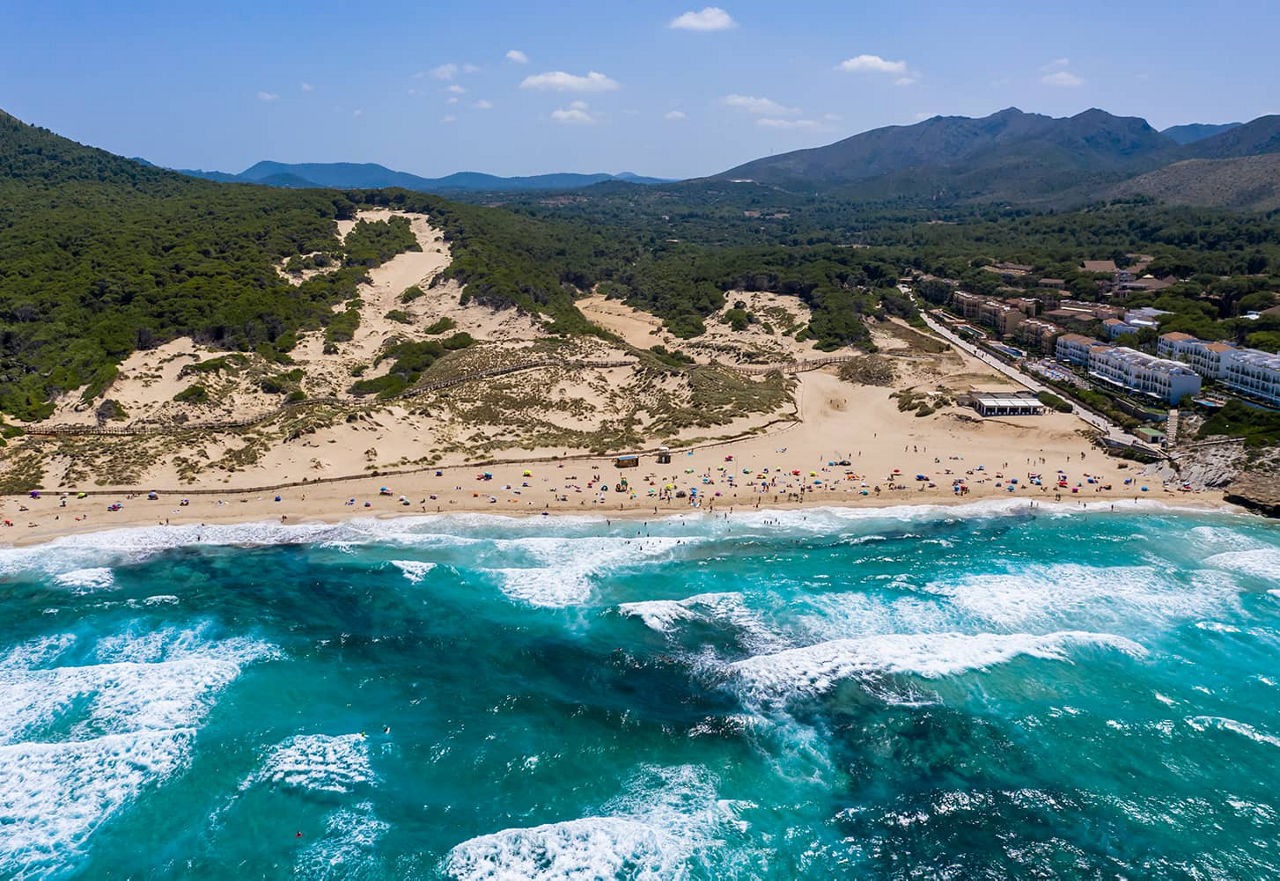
[962,391,1046,417]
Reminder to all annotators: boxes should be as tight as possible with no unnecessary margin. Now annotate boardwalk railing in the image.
[26,359,635,438]
[735,355,858,376]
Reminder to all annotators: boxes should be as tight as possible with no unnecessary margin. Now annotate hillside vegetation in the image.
[0,111,633,418]
[1115,155,1280,212]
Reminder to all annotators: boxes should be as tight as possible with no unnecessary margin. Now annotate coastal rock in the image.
[1224,467,1280,519]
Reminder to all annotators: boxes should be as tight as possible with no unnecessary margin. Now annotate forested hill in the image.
[0,111,370,418]
[1,111,177,186]
[0,110,634,420]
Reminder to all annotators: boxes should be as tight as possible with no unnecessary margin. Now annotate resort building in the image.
[1157,333,1280,405]
[1014,318,1063,350]
[948,291,1026,338]
[1220,349,1280,405]
[1155,332,1197,359]
[1055,333,1101,366]
[1102,318,1141,339]
[1086,346,1202,404]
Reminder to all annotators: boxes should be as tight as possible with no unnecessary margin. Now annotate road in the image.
[908,295,1151,448]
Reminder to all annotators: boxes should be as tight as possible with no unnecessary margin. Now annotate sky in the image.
[3,0,1278,180]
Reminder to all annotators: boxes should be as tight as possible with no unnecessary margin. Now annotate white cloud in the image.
[473,99,494,110]
[430,63,458,81]
[300,82,313,92]
[552,101,596,124]
[1042,70,1084,87]
[894,76,918,87]
[257,91,279,102]
[446,84,466,94]
[664,110,687,120]
[724,94,799,115]
[442,114,457,123]
[506,49,528,64]
[838,54,908,74]
[463,63,481,74]
[446,96,459,105]
[1041,57,1070,71]
[669,6,736,31]
[520,70,620,92]
[352,108,363,117]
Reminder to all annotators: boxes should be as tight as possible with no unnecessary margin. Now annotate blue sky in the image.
[4,0,1277,179]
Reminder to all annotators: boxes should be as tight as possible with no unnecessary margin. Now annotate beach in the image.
[2,362,1233,546]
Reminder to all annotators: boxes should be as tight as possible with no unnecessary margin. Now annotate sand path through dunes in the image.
[303,210,454,367]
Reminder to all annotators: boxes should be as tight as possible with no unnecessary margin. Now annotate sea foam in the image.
[618,592,784,652]
[294,802,389,880]
[729,631,1147,701]
[247,733,374,794]
[0,626,277,875]
[0,729,195,876]
[443,764,744,880]
[390,560,437,583]
[1204,548,1280,583]
[490,536,685,606]
[53,567,115,591]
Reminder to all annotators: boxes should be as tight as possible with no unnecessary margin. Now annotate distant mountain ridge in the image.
[1160,122,1241,145]
[175,160,671,192]
[712,108,1280,207]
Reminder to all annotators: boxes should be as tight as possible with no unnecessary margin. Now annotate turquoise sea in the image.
[1,501,1278,879]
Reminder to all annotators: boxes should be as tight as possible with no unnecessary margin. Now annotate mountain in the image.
[713,107,1182,203]
[178,168,246,183]
[1181,115,1280,159]
[175,160,671,192]
[713,107,1280,207]
[1161,122,1241,145]
[1115,154,1280,212]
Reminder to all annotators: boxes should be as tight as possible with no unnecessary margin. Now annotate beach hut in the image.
[614,455,640,469]
[656,447,672,464]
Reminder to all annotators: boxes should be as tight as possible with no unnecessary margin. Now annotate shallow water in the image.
[2,502,1278,879]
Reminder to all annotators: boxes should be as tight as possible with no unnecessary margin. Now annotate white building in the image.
[1056,333,1100,366]
[1220,348,1280,405]
[964,391,1046,417]
[1102,318,1141,339]
[1158,333,1280,405]
[1087,346,1201,404]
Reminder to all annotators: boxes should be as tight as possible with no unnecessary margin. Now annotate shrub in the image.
[1037,391,1073,413]
[173,384,209,404]
[326,306,360,343]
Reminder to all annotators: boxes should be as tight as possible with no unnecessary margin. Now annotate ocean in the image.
[1,501,1278,879]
